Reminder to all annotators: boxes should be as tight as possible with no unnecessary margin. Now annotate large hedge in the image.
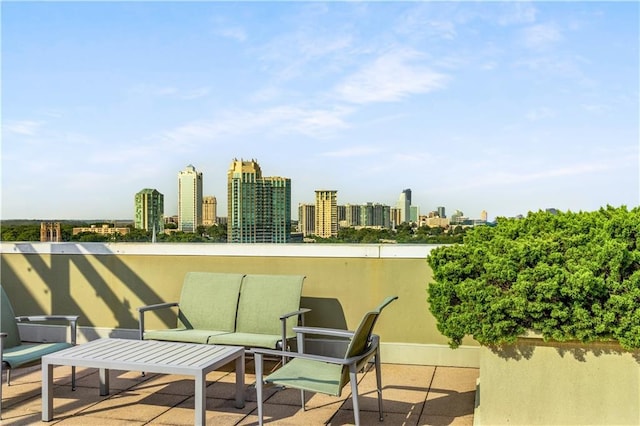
[427,206,640,350]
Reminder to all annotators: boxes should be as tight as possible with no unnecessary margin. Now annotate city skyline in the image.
[2,2,638,222]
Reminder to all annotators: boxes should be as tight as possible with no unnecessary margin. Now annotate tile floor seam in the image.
[415,365,437,424]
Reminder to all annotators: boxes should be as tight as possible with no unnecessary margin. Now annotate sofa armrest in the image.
[293,326,355,339]
[15,315,79,345]
[137,302,179,340]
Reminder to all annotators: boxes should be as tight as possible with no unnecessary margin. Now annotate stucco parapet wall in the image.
[0,242,440,258]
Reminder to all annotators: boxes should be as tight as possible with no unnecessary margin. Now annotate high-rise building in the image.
[345,204,361,227]
[135,188,164,233]
[178,165,203,233]
[298,203,315,236]
[203,196,217,226]
[315,190,337,238]
[437,206,446,218]
[227,159,291,243]
[397,189,411,224]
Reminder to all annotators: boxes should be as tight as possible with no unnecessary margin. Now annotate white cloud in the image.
[335,48,449,104]
[522,23,562,49]
[162,105,352,145]
[216,26,247,42]
[3,120,44,136]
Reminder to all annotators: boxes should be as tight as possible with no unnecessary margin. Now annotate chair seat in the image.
[2,342,72,368]
[208,332,287,349]
[265,358,343,396]
[144,328,228,344]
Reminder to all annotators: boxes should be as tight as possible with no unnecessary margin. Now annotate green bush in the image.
[427,206,640,350]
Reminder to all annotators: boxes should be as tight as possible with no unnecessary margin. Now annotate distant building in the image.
[134,188,164,232]
[480,210,488,222]
[40,222,61,242]
[72,224,129,236]
[410,206,419,223]
[315,190,338,238]
[390,207,402,227]
[345,204,361,227]
[178,165,203,233]
[227,159,291,243]
[437,206,446,218]
[298,203,315,236]
[202,196,217,226]
[360,202,391,228]
[396,189,411,224]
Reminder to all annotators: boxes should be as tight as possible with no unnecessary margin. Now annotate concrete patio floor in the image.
[1,359,478,425]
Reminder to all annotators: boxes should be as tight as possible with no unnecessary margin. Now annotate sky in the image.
[2,1,638,222]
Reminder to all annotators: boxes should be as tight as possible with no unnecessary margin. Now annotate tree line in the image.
[1,221,467,244]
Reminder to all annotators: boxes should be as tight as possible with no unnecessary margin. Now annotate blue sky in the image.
[2,1,638,222]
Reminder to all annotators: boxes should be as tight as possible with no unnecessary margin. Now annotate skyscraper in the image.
[134,188,164,233]
[298,203,315,236]
[178,165,203,233]
[397,189,411,224]
[315,190,337,238]
[202,196,217,226]
[227,159,291,243]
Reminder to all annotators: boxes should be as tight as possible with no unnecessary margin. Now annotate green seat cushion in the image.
[236,274,304,336]
[2,342,72,368]
[207,332,283,349]
[144,329,230,344]
[1,286,22,349]
[265,358,343,396]
[177,272,244,332]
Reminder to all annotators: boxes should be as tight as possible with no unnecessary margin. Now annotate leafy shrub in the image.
[427,206,640,350]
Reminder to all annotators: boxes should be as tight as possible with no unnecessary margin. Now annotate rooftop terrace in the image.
[2,358,478,425]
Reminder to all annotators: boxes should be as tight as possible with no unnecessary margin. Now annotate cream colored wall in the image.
[1,242,479,366]
[476,338,640,425]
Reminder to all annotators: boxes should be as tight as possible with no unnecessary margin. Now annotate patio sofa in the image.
[138,272,309,353]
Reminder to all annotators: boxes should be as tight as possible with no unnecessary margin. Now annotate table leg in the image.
[194,372,206,426]
[99,368,110,396]
[41,362,54,421]
[235,353,245,409]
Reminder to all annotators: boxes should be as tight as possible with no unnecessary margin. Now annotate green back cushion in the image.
[1,286,22,348]
[177,272,244,332]
[235,274,304,336]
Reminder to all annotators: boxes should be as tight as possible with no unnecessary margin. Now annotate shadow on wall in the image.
[1,243,172,335]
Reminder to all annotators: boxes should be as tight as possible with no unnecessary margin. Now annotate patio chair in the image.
[0,285,78,419]
[253,296,398,426]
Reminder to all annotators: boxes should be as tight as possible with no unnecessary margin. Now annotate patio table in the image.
[41,338,245,425]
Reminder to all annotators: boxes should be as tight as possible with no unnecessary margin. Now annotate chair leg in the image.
[6,369,10,386]
[255,353,264,426]
[349,367,360,426]
[72,366,76,390]
[375,349,384,421]
[300,390,305,411]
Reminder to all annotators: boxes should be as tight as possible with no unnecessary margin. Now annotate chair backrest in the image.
[235,274,305,336]
[344,296,398,360]
[177,272,244,332]
[1,286,22,349]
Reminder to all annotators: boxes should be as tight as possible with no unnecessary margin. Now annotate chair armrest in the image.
[279,308,311,321]
[137,302,179,340]
[15,315,79,345]
[137,302,179,313]
[293,326,355,339]
[253,340,378,367]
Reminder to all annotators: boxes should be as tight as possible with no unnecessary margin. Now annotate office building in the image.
[203,196,217,226]
[227,159,291,243]
[397,189,411,224]
[298,203,315,236]
[178,165,203,233]
[134,188,164,232]
[437,206,446,218]
[315,190,337,238]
